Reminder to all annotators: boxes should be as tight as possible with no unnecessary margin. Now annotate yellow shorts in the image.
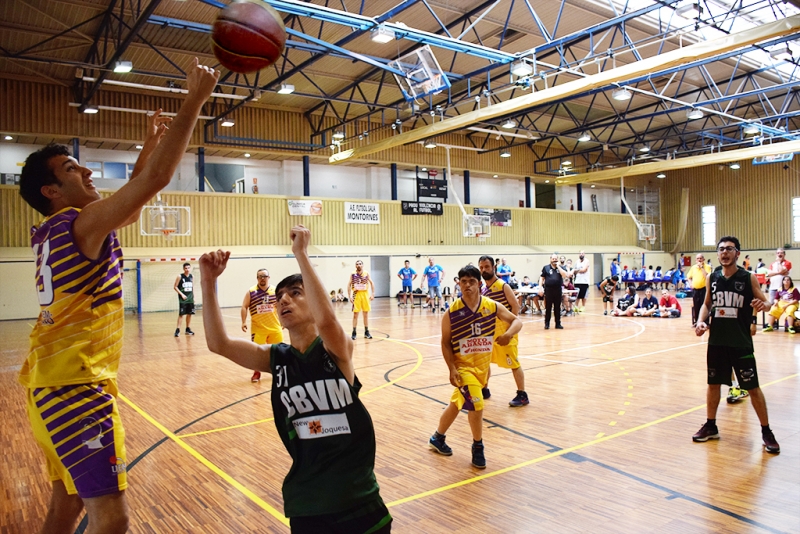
[251,329,283,345]
[26,380,127,498]
[450,368,486,411]
[769,302,798,319]
[352,291,371,313]
[492,320,520,369]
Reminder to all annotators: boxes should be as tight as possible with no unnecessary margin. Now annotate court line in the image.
[520,341,707,367]
[118,393,290,527]
[180,339,424,438]
[385,373,799,508]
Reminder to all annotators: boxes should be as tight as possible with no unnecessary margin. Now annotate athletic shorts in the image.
[26,380,127,499]
[575,284,589,300]
[400,285,412,294]
[428,285,442,299]
[352,291,371,313]
[179,302,195,316]
[492,321,520,369]
[603,295,613,303]
[450,369,485,411]
[289,498,392,534]
[706,345,760,390]
[251,329,283,346]
[769,302,798,319]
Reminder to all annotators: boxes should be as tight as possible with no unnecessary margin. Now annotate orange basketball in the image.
[211,0,286,74]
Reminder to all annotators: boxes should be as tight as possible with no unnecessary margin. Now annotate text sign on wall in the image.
[345,202,380,224]
[287,199,323,216]
[401,201,443,215]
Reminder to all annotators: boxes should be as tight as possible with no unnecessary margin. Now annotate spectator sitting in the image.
[624,267,637,286]
[336,288,348,302]
[763,276,798,334]
[453,277,462,299]
[632,287,660,317]
[621,265,629,280]
[508,271,519,290]
[662,268,674,289]
[530,285,545,315]
[658,289,682,317]
[563,278,576,316]
[613,286,638,316]
[330,290,337,303]
[644,265,655,287]
[671,267,685,291]
[635,268,647,289]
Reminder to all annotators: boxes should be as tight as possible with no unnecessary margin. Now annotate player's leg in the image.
[429,402,458,456]
[693,346,724,442]
[363,311,372,339]
[467,409,485,469]
[175,309,183,336]
[185,306,194,335]
[351,296,360,339]
[733,354,779,452]
[250,331,268,381]
[81,492,129,534]
[40,480,83,534]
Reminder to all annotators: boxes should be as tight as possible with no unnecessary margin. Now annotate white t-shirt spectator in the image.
[768,259,792,291]
[574,259,590,284]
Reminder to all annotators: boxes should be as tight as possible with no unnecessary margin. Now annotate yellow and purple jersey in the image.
[20,208,124,388]
[248,285,281,334]
[481,278,512,311]
[350,271,371,293]
[448,296,497,384]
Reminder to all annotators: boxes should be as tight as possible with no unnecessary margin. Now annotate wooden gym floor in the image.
[1,296,798,533]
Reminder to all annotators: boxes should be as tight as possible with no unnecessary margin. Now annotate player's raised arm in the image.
[200,250,271,371]
[290,225,354,370]
[495,305,522,346]
[73,58,219,259]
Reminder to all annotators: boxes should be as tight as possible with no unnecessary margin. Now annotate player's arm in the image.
[241,291,250,332]
[200,250,271,371]
[174,275,185,300]
[440,313,460,387]
[368,276,375,300]
[502,283,520,315]
[291,225,355,383]
[695,273,714,336]
[73,59,219,260]
[412,271,417,282]
[750,273,771,311]
[495,305,522,346]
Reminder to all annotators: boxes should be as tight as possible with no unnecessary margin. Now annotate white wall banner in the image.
[287,199,323,216]
[344,202,380,224]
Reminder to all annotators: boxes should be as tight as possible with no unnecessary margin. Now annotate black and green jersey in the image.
[270,337,382,518]
[708,266,754,351]
[179,273,194,304]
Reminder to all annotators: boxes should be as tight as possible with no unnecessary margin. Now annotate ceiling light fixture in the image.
[729,162,740,170]
[332,131,345,140]
[135,144,143,149]
[686,108,704,120]
[611,88,631,101]
[510,60,533,77]
[113,60,133,73]
[639,145,650,153]
[493,174,498,178]
[244,153,251,158]
[277,84,295,94]
[743,123,760,135]
[4,135,12,140]
[502,119,516,129]
[421,167,427,171]
[656,172,666,179]
[770,45,792,61]
[562,160,572,166]
[81,105,99,114]
[500,150,511,158]
[424,139,437,149]
[221,120,235,127]
[578,133,591,142]
[675,2,701,19]
[544,180,550,183]
[370,24,395,43]
[590,184,596,188]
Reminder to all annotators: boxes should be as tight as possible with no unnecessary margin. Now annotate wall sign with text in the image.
[345,202,380,224]
[401,201,443,215]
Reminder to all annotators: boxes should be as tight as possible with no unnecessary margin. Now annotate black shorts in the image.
[603,295,613,303]
[400,285,412,294]
[707,345,759,390]
[290,499,391,534]
[575,284,589,299]
[179,302,195,316]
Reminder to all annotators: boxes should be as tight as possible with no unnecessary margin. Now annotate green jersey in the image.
[708,266,754,351]
[270,337,382,517]
[178,273,194,304]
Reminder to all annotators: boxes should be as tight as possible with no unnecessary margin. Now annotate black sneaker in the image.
[174,328,180,337]
[762,429,780,454]
[351,329,357,340]
[555,324,564,329]
[692,422,720,442]
[429,434,452,456]
[364,330,373,339]
[471,441,486,469]
[185,328,194,336]
[544,324,550,330]
[509,391,529,407]
[482,387,491,400]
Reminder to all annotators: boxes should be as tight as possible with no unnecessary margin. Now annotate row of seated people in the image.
[608,286,682,317]
[617,266,687,290]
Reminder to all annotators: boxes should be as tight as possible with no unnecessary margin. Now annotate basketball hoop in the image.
[161,228,176,241]
[477,233,488,242]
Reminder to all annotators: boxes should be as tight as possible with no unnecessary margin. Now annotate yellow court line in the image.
[118,393,290,527]
[386,373,798,508]
[181,339,424,438]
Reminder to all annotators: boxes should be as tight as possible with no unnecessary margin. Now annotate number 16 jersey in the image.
[448,296,498,385]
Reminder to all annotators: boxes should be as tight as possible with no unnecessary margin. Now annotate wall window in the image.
[793,197,800,243]
[86,161,103,179]
[701,205,716,246]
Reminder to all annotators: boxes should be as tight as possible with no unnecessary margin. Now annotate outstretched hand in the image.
[144,109,171,145]
[186,57,220,101]
[199,250,231,280]
[290,225,311,256]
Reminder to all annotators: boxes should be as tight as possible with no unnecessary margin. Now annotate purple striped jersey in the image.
[448,296,498,384]
[19,207,125,388]
[481,278,512,311]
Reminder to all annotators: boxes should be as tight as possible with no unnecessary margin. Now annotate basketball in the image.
[211,0,286,74]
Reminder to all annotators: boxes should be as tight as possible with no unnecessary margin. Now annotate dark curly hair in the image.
[19,143,70,215]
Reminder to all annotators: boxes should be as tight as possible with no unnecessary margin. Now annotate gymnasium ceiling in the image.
[2,0,800,175]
